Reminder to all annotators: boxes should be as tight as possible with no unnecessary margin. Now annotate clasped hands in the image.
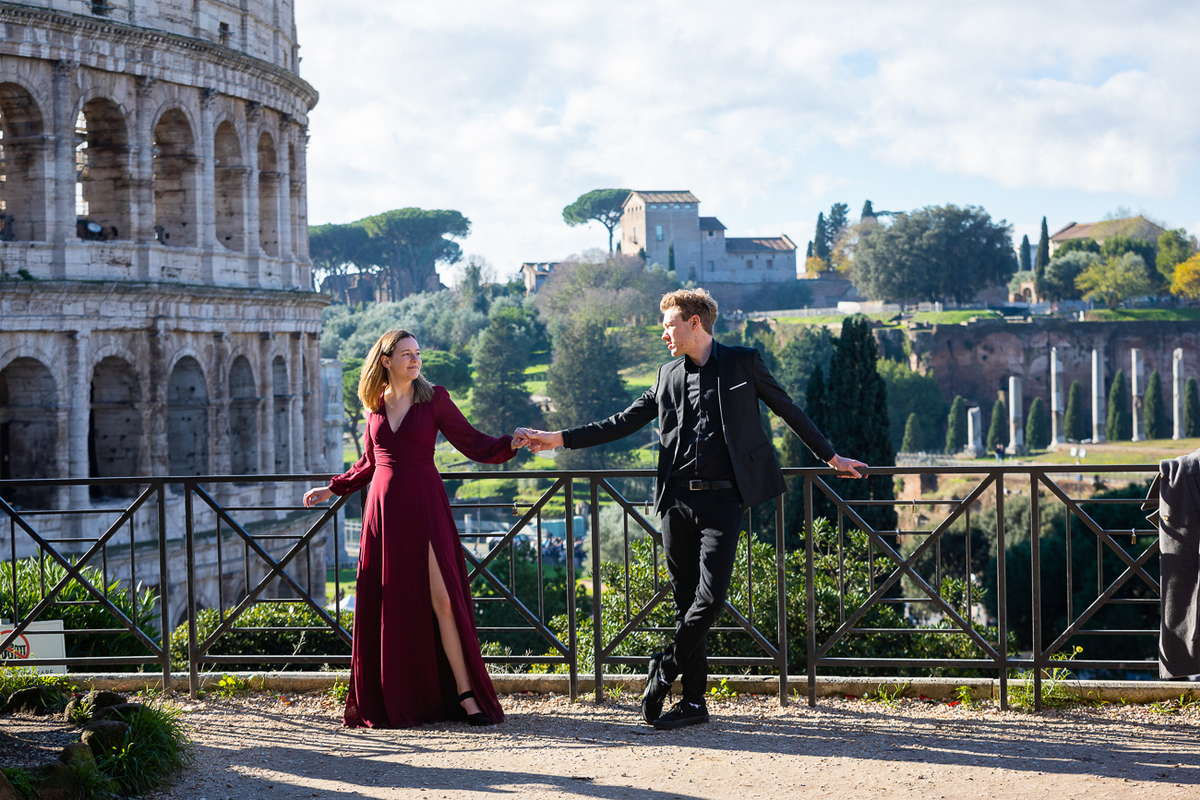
[510,427,561,453]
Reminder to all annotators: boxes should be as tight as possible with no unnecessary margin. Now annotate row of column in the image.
[965,347,1190,455]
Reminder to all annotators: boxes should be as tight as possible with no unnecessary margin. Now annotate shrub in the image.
[96,703,191,796]
[170,604,352,671]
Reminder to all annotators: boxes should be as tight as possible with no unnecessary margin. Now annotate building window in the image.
[91,0,109,15]
[219,22,231,44]
[707,260,714,270]
[707,231,714,237]
[655,224,663,242]
[746,259,753,269]
[767,258,774,268]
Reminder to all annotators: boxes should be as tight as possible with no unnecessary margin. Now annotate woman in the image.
[303,329,518,727]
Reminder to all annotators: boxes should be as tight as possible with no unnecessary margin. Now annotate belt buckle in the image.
[688,480,704,491]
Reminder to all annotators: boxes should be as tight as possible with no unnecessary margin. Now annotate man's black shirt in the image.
[672,348,735,480]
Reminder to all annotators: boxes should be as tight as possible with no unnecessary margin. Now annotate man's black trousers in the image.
[658,485,744,703]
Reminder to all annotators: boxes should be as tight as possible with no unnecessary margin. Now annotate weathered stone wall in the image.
[907,317,1200,410]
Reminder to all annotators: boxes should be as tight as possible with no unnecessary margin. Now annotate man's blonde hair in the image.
[660,288,719,333]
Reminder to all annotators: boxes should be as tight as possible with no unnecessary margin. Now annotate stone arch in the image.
[74,96,132,241]
[0,357,57,508]
[89,355,142,499]
[167,355,209,476]
[228,355,258,475]
[0,82,48,242]
[272,354,289,471]
[213,119,246,251]
[257,130,279,256]
[152,107,198,246]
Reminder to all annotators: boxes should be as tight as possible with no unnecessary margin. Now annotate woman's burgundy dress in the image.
[328,385,514,728]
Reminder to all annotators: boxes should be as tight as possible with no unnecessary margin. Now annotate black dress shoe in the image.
[652,700,709,730]
[640,652,672,724]
[458,690,494,726]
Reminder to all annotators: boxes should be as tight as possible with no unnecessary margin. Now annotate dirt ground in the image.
[9,692,1200,799]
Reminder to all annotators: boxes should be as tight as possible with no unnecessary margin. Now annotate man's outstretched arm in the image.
[749,350,867,478]
[520,365,663,452]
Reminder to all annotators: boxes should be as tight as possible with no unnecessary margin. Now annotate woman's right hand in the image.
[303,486,334,507]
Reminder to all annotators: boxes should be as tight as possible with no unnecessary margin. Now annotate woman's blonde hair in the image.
[357,329,434,413]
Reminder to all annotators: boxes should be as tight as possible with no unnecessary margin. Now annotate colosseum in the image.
[0,1,338,615]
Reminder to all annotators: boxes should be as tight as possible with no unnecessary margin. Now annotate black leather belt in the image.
[684,479,735,491]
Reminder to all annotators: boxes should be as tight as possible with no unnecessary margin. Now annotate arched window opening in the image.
[0,83,47,242]
[0,358,57,508]
[257,132,279,256]
[213,121,246,251]
[89,356,142,500]
[74,98,131,241]
[228,356,258,475]
[167,357,208,476]
[152,109,197,247]
[272,355,289,472]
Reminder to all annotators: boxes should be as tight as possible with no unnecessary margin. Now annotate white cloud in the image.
[295,0,1200,276]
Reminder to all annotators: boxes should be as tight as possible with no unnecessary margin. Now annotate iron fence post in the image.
[805,474,817,707]
[184,481,199,698]
[565,478,577,702]
[591,478,603,702]
[776,493,788,706]
[157,481,171,691]
[996,471,1008,710]
[1031,470,1043,711]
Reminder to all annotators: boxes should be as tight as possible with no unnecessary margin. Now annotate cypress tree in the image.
[986,399,1007,452]
[860,199,876,222]
[1025,397,1050,450]
[945,395,968,453]
[1019,235,1032,273]
[806,240,813,259]
[1144,370,1167,439]
[1185,378,1200,438]
[813,212,829,261]
[471,307,542,462]
[1035,216,1050,276]
[1106,369,1131,441]
[900,412,923,453]
[546,320,633,469]
[1063,380,1087,441]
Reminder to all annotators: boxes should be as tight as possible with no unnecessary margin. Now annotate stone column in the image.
[259,333,275,474]
[1173,347,1185,440]
[1131,348,1145,442]
[145,318,170,476]
[1008,376,1025,455]
[50,59,79,279]
[276,128,294,287]
[245,103,263,286]
[1050,346,1064,446]
[966,407,983,457]
[306,333,323,471]
[1092,348,1106,443]
[198,88,217,283]
[211,332,231,476]
[133,77,156,279]
[289,332,304,472]
[67,330,91,508]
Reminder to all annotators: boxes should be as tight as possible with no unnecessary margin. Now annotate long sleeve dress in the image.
[329,385,515,728]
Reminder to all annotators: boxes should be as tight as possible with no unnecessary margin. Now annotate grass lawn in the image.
[965,436,1200,467]
[910,309,1002,325]
[1086,308,1200,322]
[326,566,356,602]
[619,364,659,392]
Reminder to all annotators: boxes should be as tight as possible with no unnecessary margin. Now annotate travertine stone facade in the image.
[0,2,332,615]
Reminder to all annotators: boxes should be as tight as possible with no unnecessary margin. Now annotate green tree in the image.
[900,412,922,453]
[1076,253,1153,309]
[850,204,1017,303]
[342,357,364,458]
[986,398,1007,452]
[1035,216,1050,275]
[1063,380,1087,442]
[562,189,631,254]
[860,199,877,223]
[545,320,635,469]
[470,304,544,459]
[826,202,850,253]
[945,395,967,453]
[1186,378,1200,438]
[1157,228,1197,282]
[1106,369,1131,441]
[876,359,946,452]
[775,326,835,408]
[813,212,829,261]
[1041,251,1097,301]
[534,253,678,332]
[358,208,471,300]
[1144,370,1167,440]
[1100,235,1158,284]
[421,350,471,394]
[309,222,372,302]
[1025,396,1050,450]
[1019,234,1032,273]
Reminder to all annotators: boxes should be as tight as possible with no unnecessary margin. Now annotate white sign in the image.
[0,619,67,673]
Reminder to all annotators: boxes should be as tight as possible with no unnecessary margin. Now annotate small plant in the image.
[605,683,626,702]
[0,666,75,699]
[865,681,909,708]
[1149,692,1200,715]
[327,678,349,704]
[707,677,738,700]
[950,685,977,708]
[210,673,252,699]
[1010,645,1083,710]
[96,703,191,796]
[67,692,97,726]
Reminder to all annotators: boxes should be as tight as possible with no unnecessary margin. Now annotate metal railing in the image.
[0,464,1162,711]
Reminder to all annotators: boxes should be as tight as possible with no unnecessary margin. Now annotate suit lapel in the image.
[714,341,734,432]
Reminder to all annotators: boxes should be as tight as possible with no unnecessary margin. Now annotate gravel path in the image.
[11,692,1200,799]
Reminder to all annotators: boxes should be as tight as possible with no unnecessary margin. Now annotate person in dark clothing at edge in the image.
[515,288,867,730]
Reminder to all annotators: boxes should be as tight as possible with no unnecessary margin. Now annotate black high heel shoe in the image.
[458,690,492,726]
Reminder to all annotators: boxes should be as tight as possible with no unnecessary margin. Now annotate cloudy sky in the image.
[294,1,1200,282]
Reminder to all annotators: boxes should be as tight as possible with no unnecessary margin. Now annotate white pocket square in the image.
[728,381,748,390]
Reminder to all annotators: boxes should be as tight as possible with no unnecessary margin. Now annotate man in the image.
[516,288,866,730]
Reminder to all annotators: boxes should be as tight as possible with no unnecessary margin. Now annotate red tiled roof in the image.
[725,235,797,253]
[627,191,700,204]
[1050,215,1167,243]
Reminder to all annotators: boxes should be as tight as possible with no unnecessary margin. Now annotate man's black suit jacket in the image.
[561,341,836,514]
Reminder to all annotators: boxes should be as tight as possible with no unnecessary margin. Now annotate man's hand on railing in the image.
[303,486,334,507]
[513,428,563,453]
[827,454,868,479]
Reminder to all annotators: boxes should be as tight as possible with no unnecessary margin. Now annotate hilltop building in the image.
[1050,215,1167,255]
